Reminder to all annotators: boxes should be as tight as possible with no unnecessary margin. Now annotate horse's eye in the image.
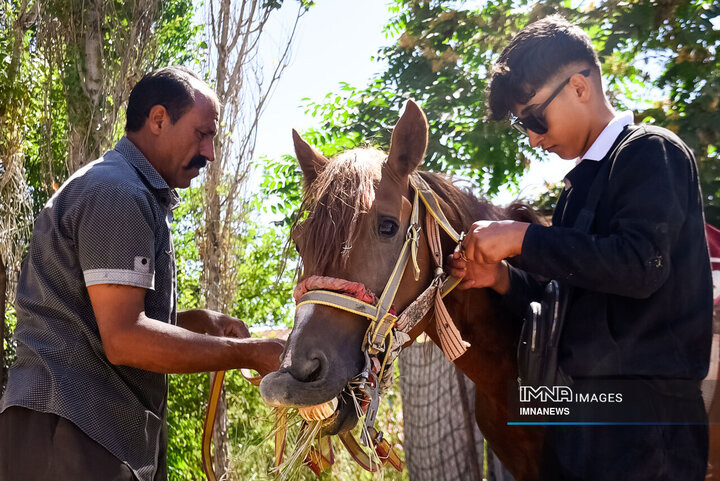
[378,217,399,237]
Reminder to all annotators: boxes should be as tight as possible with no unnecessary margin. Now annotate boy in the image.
[451,15,712,480]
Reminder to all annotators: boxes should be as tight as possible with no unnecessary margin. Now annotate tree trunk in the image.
[0,255,6,392]
[203,161,229,479]
[399,340,515,481]
[198,0,306,474]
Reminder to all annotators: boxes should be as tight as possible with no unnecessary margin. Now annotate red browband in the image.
[293,275,379,305]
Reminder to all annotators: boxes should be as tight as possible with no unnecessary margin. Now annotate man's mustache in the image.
[186,155,208,170]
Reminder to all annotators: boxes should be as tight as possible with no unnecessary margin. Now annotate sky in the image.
[253,0,571,206]
[254,0,393,160]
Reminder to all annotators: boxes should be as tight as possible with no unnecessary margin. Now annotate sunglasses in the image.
[510,69,591,136]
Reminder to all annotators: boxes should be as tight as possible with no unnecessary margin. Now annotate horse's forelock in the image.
[293,147,385,273]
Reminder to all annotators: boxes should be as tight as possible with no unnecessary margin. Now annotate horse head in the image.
[260,100,449,434]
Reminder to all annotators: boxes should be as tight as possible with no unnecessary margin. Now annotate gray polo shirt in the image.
[0,137,179,481]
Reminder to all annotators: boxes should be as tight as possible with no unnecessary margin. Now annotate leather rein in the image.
[201,172,471,479]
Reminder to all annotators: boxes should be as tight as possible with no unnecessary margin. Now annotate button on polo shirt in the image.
[0,137,179,481]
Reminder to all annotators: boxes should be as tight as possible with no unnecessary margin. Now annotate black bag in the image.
[518,280,572,386]
[516,125,639,387]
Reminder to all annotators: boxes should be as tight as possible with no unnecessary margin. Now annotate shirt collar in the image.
[114,137,180,209]
[579,111,634,163]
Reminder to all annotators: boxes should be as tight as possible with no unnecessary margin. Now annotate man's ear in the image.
[387,99,428,180]
[147,105,169,135]
[292,129,328,186]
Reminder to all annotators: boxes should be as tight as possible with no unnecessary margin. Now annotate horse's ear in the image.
[292,129,328,185]
[387,100,428,179]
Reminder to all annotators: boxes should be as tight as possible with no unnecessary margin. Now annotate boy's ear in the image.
[569,70,593,103]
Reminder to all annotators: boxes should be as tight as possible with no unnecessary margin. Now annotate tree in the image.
[0,0,40,389]
[35,0,201,174]
[304,0,720,221]
[197,2,311,476]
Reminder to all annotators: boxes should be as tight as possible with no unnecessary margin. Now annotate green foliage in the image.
[225,370,279,479]
[167,186,208,481]
[173,187,206,310]
[259,154,304,228]
[305,0,720,223]
[168,372,208,481]
[1,306,18,392]
[155,0,205,68]
[229,222,297,328]
[221,154,306,329]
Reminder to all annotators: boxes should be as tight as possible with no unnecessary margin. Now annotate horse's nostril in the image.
[290,355,324,383]
[305,360,323,382]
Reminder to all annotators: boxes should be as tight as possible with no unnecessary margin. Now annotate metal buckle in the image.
[360,372,380,446]
[406,223,421,242]
[367,330,386,354]
[454,231,467,261]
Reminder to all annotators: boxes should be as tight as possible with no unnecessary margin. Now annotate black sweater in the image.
[507,124,713,380]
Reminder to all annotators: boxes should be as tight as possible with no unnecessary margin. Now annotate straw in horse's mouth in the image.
[298,398,338,422]
[295,376,373,424]
[273,380,380,481]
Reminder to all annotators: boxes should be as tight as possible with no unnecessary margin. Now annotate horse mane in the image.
[293,147,385,274]
[417,171,543,231]
[292,148,542,274]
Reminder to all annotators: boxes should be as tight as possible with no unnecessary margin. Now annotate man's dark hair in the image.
[487,15,601,121]
[125,66,200,132]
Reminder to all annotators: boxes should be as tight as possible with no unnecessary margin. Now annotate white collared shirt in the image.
[578,111,634,163]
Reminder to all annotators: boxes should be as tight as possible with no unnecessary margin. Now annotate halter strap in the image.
[295,172,468,363]
[410,173,462,243]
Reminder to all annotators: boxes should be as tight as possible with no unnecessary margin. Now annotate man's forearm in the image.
[176,309,215,333]
[104,315,280,374]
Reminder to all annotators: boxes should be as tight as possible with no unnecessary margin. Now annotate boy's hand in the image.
[462,220,529,263]
[448,253,510,294]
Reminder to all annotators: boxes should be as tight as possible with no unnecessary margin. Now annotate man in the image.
[450,16,712,481]
[0,66,284,481]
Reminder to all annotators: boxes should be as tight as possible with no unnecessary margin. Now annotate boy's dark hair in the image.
[125,66,200,132]
[488,15,601,121]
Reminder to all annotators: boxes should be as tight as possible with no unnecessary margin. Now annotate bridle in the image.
[291,171,471,461]
[201,172,472,479]
[297,172,469,360]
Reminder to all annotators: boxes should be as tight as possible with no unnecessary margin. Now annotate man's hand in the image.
[246,338,286,377]
[178,309,250,338]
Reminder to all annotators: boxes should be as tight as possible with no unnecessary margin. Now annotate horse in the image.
[260,100,545,480]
